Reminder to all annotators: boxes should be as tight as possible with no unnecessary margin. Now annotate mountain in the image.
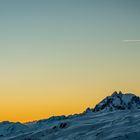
[1,91,140,140]
[84,91,140,113]
[86,91,140,113]
[0,121,29,138]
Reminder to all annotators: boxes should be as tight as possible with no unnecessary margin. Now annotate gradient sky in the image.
[0,0,140,122]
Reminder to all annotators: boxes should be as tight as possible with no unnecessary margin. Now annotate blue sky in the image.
[0,0,140,122]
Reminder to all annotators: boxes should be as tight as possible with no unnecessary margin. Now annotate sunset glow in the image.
[0,0,140,122]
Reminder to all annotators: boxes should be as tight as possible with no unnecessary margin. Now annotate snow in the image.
[121,93,134,104]
[3,110,140,140]
[1,92,140,140]
[93,92,140,112]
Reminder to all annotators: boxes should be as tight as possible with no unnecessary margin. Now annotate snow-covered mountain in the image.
[1,91,140,140]
[0,121,29,138]
[87,91,140,113]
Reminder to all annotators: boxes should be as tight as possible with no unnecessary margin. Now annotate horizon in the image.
[0,91,138,123]
[0,0,140,122]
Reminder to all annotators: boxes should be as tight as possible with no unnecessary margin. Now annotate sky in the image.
[0,0,140,122]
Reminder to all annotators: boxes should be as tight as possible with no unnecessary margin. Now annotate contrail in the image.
[123,40,140,42]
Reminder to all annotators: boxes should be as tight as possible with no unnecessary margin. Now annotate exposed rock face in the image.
[2,91,140,140]
[93,91,140,112]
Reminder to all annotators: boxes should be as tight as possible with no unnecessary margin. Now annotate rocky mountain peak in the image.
[93,91,140,112]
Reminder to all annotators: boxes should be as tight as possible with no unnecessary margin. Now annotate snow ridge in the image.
[92,91,140,112]
[1,91,140,140]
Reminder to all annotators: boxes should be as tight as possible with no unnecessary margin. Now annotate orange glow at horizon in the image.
[0,0,140,123]
[0,84,140,122]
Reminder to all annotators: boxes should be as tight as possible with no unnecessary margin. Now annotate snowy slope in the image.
[0,121,29,137]
[1,92,140,140]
